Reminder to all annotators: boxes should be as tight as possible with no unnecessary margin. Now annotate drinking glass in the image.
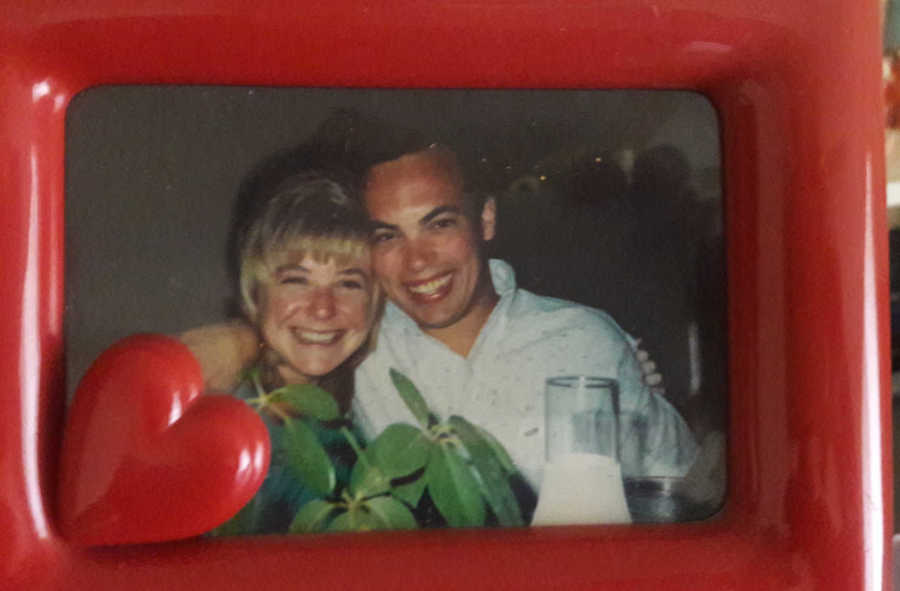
[531,376,631,525]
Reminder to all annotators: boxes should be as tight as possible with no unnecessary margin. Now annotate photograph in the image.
[63,86,727,535]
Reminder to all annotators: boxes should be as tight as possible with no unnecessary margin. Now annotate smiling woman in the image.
[205,170,384,535]
[237,172,382,397]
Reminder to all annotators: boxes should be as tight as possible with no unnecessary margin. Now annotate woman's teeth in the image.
[295,330,341,344]
[407,273,452,296]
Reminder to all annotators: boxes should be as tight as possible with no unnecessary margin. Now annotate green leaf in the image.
[269,384,339,421]
[472,423,516,474]
[369,424,431,479]
[328,506,382,532]
[389,368,434,428]
[208,498,258,536]
[390,473,427,508]
[289,499,337,533]
[349,454,391,498]
[425,443,486,527]
[365,496,418,530]
[449,416,524,527]
[282,418,336,496]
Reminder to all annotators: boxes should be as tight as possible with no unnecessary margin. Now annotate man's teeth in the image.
[296,331,340,344]
[408,274,451,295]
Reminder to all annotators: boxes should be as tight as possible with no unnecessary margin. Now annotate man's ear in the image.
[480,197,497,241]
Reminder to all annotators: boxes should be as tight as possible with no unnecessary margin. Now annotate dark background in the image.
[64,87,724,434]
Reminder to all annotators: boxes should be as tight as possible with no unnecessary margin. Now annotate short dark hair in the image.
[363,142,493,220]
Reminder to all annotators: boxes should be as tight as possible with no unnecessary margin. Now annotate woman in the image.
[237,171,380,402]
[201,170,382,534]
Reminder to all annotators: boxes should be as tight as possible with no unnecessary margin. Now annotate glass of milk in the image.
[531,376,632,526]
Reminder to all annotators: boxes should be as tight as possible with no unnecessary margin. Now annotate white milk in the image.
[531,452,632,526]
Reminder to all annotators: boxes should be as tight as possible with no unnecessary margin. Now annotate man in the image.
[350,145,698,490]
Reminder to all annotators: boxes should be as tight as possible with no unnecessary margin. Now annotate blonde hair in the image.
[237,172,371,322]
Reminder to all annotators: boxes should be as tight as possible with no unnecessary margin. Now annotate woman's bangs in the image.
[266,233,369,269]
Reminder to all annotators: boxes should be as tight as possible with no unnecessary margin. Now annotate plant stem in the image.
[340,426,370,469]
[251,369,266,398]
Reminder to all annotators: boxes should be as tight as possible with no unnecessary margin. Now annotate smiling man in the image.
[364,146,498,357]
[350,145,699,490]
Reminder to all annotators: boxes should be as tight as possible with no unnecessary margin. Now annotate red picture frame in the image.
[0,1,891,590]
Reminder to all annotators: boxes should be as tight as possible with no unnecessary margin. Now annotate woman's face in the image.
[257,250,375,381]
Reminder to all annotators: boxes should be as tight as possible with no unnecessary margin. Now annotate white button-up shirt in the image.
[353,260,699,489]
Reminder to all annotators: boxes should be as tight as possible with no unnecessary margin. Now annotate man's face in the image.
[365,149,496,335]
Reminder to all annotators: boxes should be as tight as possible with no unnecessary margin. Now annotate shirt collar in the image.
[487,258,517,296]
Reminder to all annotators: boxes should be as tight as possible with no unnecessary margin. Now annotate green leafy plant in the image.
[246,367,526,532]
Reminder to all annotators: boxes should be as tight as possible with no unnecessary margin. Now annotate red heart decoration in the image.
[58,334,270,545]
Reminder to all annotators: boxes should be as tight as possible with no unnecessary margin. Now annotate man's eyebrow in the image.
[369,220,398,232]
[368,205,463,232]
[421,205,462,224]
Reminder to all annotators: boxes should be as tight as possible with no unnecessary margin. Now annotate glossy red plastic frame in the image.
[0,1,891,590]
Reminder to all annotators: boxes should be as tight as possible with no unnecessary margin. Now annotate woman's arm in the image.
[178,320,260,391]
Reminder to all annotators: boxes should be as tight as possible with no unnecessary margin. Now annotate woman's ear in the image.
[480,196,497,241]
